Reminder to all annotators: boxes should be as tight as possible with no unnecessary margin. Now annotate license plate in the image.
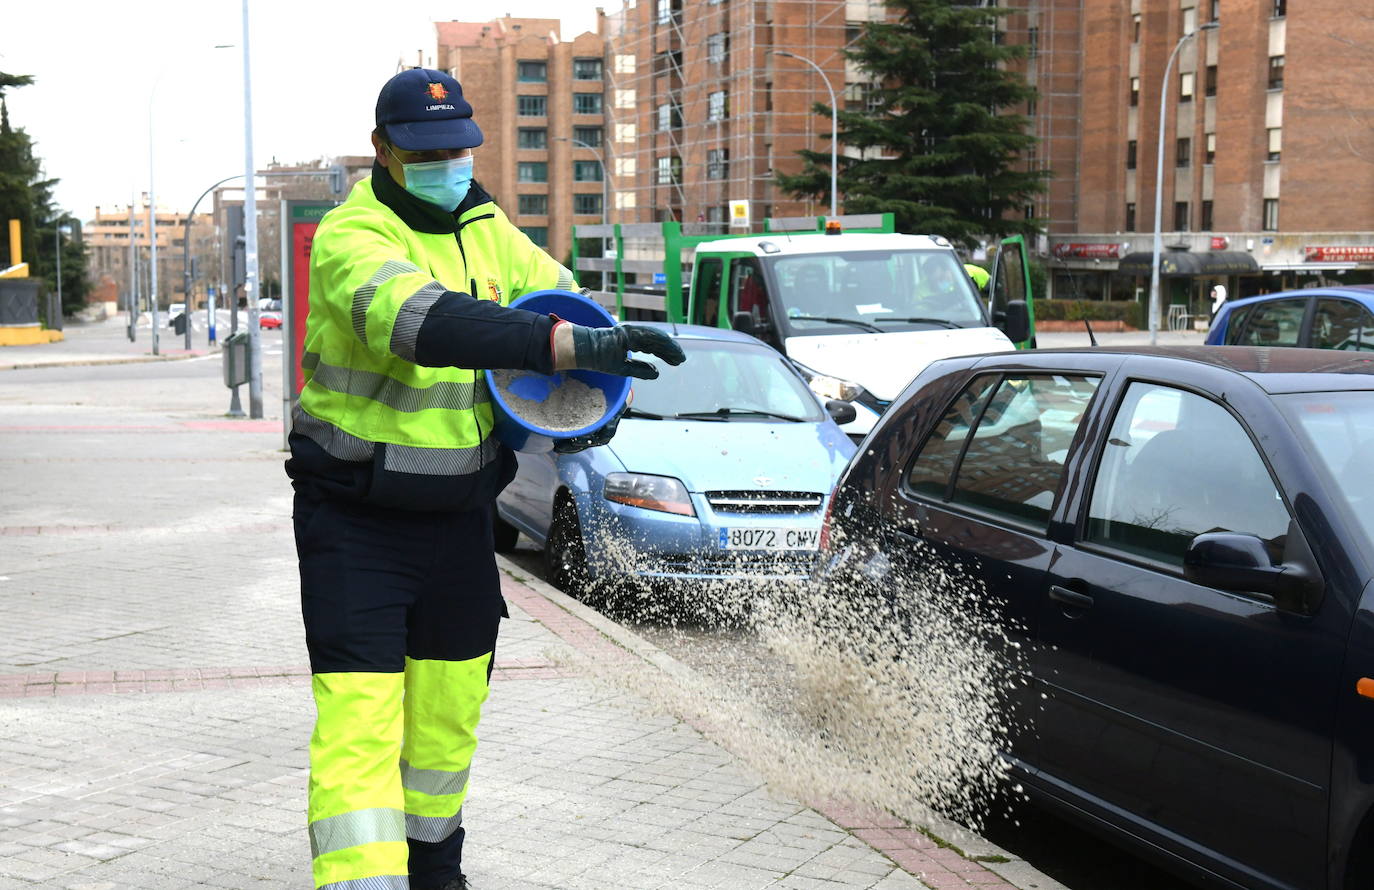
[718,527,820,551]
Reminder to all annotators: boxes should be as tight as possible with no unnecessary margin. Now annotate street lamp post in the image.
[1149,20,1219,345]
[556,135,610,226]
[241,0,265,420]
[54,221,70,326]
[774,50,838,220]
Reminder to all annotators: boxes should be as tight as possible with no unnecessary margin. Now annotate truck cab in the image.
[684,232,1031,439]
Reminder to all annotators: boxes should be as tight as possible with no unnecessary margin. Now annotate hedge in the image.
[1035,299,1147,331]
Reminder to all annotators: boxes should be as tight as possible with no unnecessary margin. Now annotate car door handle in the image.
[1049,585,1094,610]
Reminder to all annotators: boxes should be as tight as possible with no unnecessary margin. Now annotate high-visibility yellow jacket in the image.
[289,165,574,510]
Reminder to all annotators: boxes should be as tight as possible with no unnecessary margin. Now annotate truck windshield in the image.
[768,250,986,333]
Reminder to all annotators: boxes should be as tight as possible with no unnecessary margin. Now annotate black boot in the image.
[434,876,469,890]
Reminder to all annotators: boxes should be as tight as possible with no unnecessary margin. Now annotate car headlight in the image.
[603,473,696,516]
[791,360,865,403]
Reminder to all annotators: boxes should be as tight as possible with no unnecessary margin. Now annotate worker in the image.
[964,263,990,292]
[285,67,685,890]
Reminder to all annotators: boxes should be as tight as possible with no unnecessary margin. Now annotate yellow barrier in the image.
[0,327,64,346]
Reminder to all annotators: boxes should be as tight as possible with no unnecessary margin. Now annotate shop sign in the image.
[1304,246,1374,263]
[1051,242,1123,259]
[1210,236,1230,250]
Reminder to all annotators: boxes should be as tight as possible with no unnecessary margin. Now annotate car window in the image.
[949,375,1100,528]
[1086,382,1291,567]
[1277,391,1374,549]
[1222,304,1254,345]
[1311,299,1374,351]
[906,374,1000,499]
[1235,298,1307,347]
[628,338,823,421]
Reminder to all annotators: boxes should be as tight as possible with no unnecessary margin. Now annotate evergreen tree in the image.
[775,0,1047,248]
[0,71,87,314]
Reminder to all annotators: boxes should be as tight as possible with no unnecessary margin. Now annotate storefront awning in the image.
[1115,251,1261,277]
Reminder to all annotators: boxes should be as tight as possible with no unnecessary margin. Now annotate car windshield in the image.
[627,338,824,422]
[767,249,986,333]
[1276,391,1374,546]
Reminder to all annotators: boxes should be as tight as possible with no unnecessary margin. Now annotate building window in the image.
[1205,64,1217,96]
[517,61,547,83]
[708,90,728,121]
[1028,26,1039,58]
[1263,198,1279,230]
[1273,0,1286,16]
[518,194,548,215]
[707,33,728,64]
[1130,77,1140,106]
[1201,200,1214,230]
[517,128,547,150]
[573,126,603,148]
[517,95,546,117]
[573,194,603,216]
[1205,132,1216,164]
[1133,13,1141,42]
[1174,201,1190,231]
[1126,202,1136,232]
[1027,98,1037,118]
[656,155,682,185]
[1267,127,1282,161]
[656,102,681,131]
[1180,71,1195,101]
[573,92,603,115]
[656,0,681,25]
[573,160,603,182]
[1268,55,1285,89]
[573,58,603,80]
[1127,140,1137,169]
[521,226,548,247]
[1210,0,1220,19]
[706,148,729,180]
[1176,137,1191,168]
[1182,6,1197,35]
[517,162,548,183]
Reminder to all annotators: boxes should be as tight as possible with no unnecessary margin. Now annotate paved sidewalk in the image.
[0,320,1066,890]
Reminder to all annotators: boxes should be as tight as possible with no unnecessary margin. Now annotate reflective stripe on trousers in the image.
[308,656,491,889]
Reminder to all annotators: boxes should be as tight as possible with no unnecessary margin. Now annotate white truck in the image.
[573,215,1034,440]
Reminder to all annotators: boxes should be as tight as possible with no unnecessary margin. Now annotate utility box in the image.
[223,331,250,387]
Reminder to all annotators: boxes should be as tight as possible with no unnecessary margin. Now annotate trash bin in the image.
[223,331,251,387]
[172,312,188,336]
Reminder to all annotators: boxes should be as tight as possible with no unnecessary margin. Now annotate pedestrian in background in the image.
[286,67,685,890]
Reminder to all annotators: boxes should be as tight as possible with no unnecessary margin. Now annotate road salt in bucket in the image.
[487,290,632,453]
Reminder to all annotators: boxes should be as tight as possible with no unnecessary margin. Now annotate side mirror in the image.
[998,300,1030,344]
[825,399,857,425]
[1183,532,1319,613]
[731,311,755,336]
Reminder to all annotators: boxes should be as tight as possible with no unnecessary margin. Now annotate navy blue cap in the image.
[376,68,484,151]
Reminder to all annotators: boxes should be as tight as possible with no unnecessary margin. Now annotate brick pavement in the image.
[0,320,1062,890]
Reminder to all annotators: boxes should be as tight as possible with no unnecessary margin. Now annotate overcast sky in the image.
[3,0,604,221]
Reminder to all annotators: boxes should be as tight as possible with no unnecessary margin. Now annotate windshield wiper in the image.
[785,314,884,333]
[677,408,806,423]
[624,407,667,419]
[871,317,965,329]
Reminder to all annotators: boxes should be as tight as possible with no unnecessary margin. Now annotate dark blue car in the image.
[1207,285,1374,352]
[817,345,1374,890]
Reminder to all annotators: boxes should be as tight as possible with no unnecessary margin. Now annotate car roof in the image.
[631,321,771,346]
[978,345,1374,393]
[1223,285,1374,310]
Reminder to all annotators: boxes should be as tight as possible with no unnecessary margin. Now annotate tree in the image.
[0,71,88,314]
[775,0,1047,248]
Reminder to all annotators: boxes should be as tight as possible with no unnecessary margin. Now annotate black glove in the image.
[567,324,686,379]
[553,403,626,454]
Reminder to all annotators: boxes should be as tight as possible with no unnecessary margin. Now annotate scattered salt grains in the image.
[491,369,607,432]
[548,518,1025,832]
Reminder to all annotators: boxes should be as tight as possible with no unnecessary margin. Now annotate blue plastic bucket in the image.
[487,290,632,453]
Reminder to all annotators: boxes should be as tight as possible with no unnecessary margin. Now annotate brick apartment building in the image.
[1023,0,1374,310]
[84,204,215,312]
[437,16,609,263]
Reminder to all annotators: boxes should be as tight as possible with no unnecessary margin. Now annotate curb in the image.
[493,556,1068,890]
[0,351,212,371]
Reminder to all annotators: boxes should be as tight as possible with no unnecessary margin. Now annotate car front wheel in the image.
[546,497,591,599]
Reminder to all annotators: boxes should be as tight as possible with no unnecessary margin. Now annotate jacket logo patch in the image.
[427,83,449,101]
[485,278,502,302]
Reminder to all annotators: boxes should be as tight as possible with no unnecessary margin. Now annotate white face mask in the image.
[388,147,474,210]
